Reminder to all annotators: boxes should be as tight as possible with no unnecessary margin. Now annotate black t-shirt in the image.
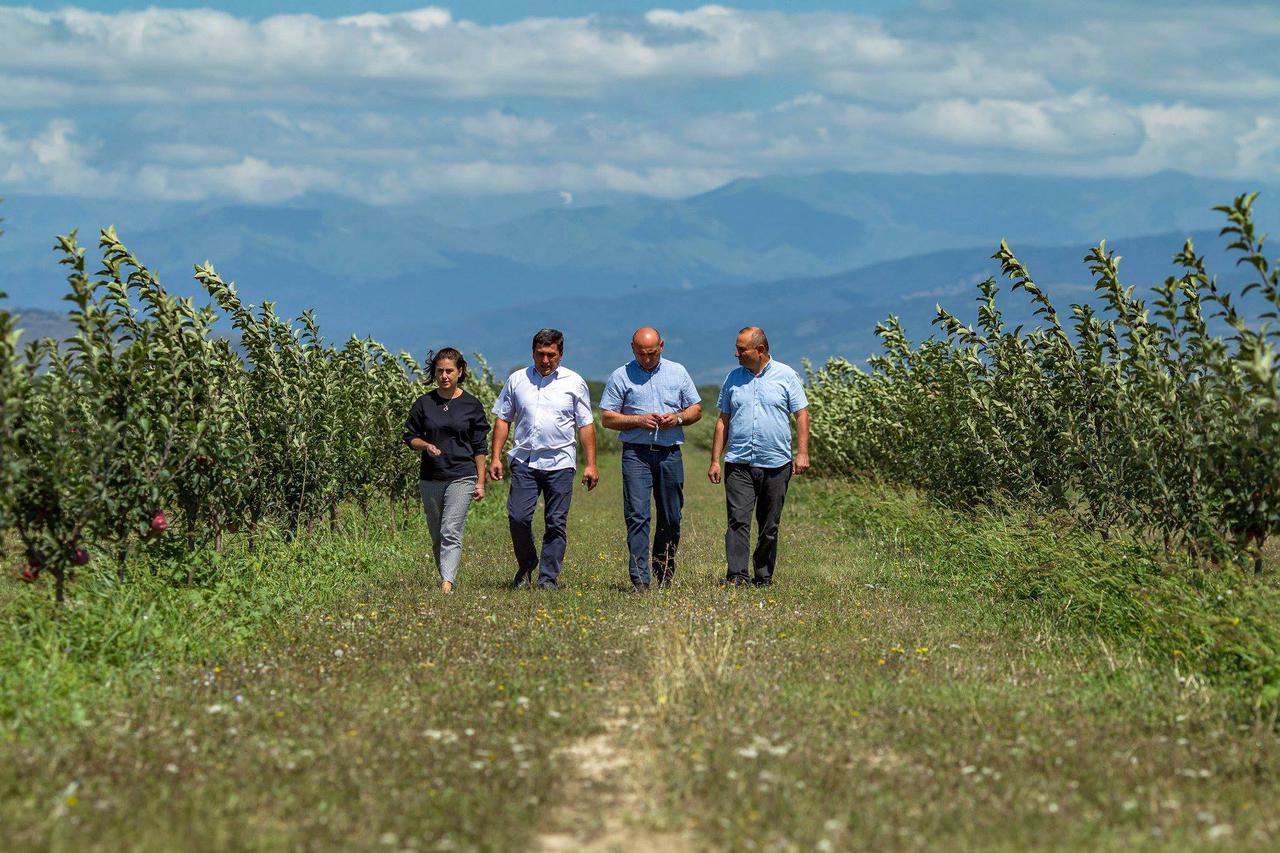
[402,389,491,481]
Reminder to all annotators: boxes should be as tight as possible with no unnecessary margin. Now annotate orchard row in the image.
[0,228,495,603]
[806,194,1279,572]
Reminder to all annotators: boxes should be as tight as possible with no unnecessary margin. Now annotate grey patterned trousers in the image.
[419,477,476,584]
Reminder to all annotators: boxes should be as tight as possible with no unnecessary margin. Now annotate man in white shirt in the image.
[489,329,600,590]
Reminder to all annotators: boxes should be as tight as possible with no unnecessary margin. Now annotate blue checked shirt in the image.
[599,358,701,446]
[717,359,808,468]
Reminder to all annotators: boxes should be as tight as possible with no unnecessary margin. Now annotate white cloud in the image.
[459,111,557,146]
[902,91,1143,156]
[0,4,1276,202]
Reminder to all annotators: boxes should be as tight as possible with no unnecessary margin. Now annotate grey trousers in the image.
[419,477,475,584]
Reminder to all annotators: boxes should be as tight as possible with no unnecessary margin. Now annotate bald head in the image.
[631,326,664,371]
[632,327,661,347]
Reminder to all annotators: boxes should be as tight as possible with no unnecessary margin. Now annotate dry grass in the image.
[2,459,1278,850]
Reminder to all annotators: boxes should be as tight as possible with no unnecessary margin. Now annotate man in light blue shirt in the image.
[708,326,810,587]
[600,327,702,591]
[490,329,599,590]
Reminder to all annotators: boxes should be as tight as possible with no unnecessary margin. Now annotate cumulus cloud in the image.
[0,5,981,102]
[0,3,1275,203]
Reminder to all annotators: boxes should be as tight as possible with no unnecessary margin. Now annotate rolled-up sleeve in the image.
[470,406,491,456]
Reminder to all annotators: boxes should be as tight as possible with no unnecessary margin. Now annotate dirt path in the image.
[532,707,698,852]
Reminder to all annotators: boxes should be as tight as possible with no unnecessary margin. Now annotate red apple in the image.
[150,511,169,533]
[19,565,38,583]
[73,548,90,566]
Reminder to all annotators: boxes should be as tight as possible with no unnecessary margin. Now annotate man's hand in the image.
[655,412,679,428]
[581,464,600,491]
[639,413,661,430]
[792,452,810,476]
[472,482,486,501]
[423,442,443,457]
[708,461,722,484]
[488,459,505,481]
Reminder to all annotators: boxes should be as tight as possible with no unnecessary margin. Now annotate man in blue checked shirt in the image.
[600,327,703,591]
[708,326,810,587]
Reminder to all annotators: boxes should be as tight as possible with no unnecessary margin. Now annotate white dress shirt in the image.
[492,366,593,471]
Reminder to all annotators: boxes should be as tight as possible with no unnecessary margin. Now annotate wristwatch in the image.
[676,413,684,426]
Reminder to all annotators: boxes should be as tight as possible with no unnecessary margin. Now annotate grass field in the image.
[2,452,1279,850]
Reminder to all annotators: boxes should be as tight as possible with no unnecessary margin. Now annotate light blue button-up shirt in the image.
[492,366,593,471]
[717,359,808,468]
[600,358,701,446]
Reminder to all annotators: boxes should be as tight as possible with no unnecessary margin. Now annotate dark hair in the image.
[429,347,468,385]
[739,326,769,352]
[532,328,564,353]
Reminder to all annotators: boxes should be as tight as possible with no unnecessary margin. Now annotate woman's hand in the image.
[424,442,443,457]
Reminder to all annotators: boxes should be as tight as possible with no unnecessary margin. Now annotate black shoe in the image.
[718,576,749,587]
[656,578,672,590]
[511,572,531,590]
[631,581,650,593]
[752,577,773,588]
[537,580,560,591]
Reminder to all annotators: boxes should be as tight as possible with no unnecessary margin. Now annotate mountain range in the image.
[1,169,1273,380]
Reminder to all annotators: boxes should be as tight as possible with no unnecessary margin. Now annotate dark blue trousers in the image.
[507,461,575,586]
[621,444,685,586]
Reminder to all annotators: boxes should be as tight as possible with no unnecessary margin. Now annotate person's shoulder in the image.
[722,365,748,385]
[663,358,691,377]
[558,366,587,385]
[769,360,800,380]
[606,363,631,384]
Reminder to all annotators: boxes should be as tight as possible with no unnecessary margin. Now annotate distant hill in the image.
[1,170,1273,378]
[432,228,1257,383]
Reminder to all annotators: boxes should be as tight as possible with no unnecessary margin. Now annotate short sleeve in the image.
[599,370,625,413]
[573,379,593,428]
[786,370,809,413]
[492,375,515,421]
[678,368,700,408]
[716,376,732,414]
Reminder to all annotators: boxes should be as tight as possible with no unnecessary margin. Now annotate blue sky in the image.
[1,1,1275,204]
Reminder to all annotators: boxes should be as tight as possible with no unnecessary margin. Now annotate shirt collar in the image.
[528,365,560,382]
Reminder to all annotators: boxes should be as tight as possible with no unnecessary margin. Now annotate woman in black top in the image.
[402,348,491,593]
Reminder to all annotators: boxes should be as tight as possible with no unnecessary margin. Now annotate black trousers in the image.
[724,461,792,584]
